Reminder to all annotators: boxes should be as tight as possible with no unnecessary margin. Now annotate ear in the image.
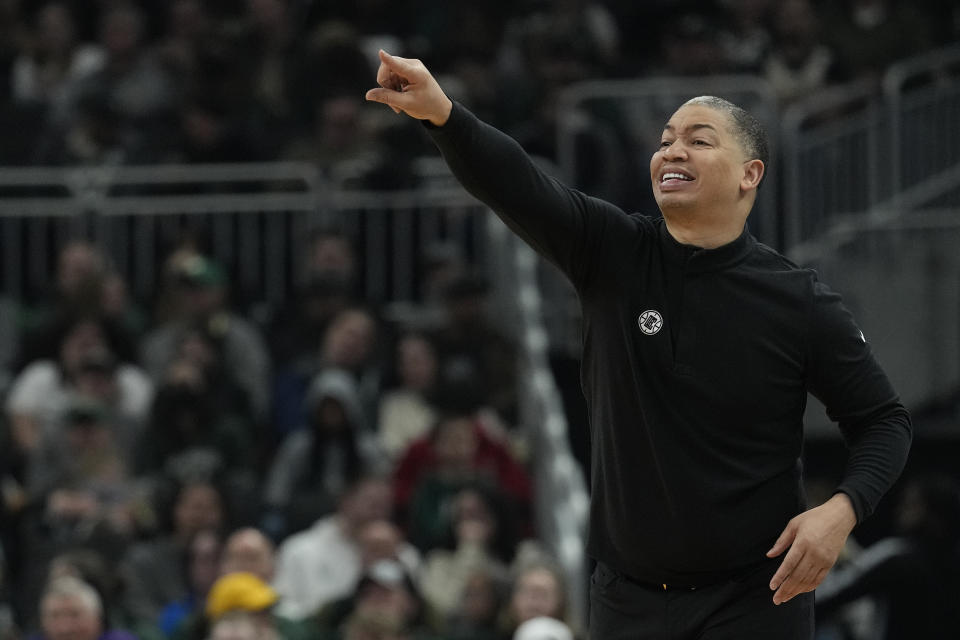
[740,159,764,192]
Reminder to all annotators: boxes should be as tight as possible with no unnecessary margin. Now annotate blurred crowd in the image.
[0,2,958,640]
[0,230,577,640]
[0,0,956,180]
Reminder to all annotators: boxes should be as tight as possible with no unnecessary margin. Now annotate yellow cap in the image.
[205,572,278,620]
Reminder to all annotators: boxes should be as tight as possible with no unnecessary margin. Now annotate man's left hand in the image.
[766,492,857,605]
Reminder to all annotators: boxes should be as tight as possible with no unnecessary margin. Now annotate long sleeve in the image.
[806,282,912,522]
[425,102,630,289]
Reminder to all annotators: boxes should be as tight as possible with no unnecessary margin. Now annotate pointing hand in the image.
[365,50,453,127]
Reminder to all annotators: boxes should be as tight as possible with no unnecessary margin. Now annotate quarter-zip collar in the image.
[657,218,755,273]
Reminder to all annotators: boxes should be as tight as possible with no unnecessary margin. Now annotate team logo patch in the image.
[638,310,663,335]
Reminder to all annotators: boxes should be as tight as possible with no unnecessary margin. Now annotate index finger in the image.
[378,50,418,76]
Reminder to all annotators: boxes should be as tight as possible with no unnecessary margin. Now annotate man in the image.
[271,475,420,621]
[365,50,912,639]
[38,576,136,640]
[142,252,271,419]
[202,572,310,640]
[221,528,277,583]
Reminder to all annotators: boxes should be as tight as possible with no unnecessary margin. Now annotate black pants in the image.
[589,560,814,639]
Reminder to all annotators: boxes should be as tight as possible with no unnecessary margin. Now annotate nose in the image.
[662,140,687,161]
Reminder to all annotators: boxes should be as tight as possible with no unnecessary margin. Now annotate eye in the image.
[658,140,671,148]
[693,139,710,146]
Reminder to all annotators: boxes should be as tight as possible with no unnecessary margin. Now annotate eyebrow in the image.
[662,123,719,134]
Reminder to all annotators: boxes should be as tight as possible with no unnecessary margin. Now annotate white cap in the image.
[513,617,574,640]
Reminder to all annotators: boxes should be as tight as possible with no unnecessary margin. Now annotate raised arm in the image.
[365,50,632,288]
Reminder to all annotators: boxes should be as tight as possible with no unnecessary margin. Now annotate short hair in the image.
[682,96,769,170]
[41,576,103,618]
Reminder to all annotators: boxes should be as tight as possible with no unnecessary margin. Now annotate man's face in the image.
[342,480,392,529]
[511,568,563,624]
[323,311,375,368]
[41,595,101,640]
[173,484,224,537]
[650,104,754,218]
[221,529,275,581]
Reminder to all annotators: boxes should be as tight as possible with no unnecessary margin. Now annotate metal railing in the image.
[782,43,960,252]
[780,78,888,250]
[0,163,493,307]
[884,42,960,197]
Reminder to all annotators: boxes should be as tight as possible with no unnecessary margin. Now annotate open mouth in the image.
[661,171,693,183]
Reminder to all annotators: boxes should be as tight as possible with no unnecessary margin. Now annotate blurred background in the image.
[0,0,958,639]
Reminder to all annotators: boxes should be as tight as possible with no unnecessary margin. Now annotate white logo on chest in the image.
[638,310,664,335]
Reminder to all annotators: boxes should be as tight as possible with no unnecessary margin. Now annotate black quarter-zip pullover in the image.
[426,103,912,586]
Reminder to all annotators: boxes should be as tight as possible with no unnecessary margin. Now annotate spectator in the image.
[419,487,515,622]
[442,565,509,640]
[7,315,152,458]
[268,228,359,368]
[98,270,148,349]
[120,478,228,623]
[172,89,272,164]
[495,0,619,146]
[379,242,466,353]
[39,549,160,640]
[0,0,24,105]
[25,393,143,534]
[13,396,150,614]
[152,0,210,87]
[268,229,360,438]
[157,529,223,638]
[763,0,847,106]
[238,0,303,151]
[355,520,420,580]
[206,611,259,640]
[393,408,532,552]
[299,229,359,301]
[404,1,510,75]
[34,1,176,165]
[499,563,571,639]
[716,0,772,73]
[220,528,275,584]
[15,241,138,370]
[192,572,309,640]
[376,332,440,464]
[418,241,466,316]
[306,307,384,430]
[142,252,271,421]
[34,575,137,640]
[134,352,255,482]
[11,2,102,114]
[653,10,729,76]
[163,527,291,640]
[262,368,382,539]
[272,476,416,620]
[431,272,518,425]
[819,0,932,85]
[312,559,436,640]
[281,23,389,188]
